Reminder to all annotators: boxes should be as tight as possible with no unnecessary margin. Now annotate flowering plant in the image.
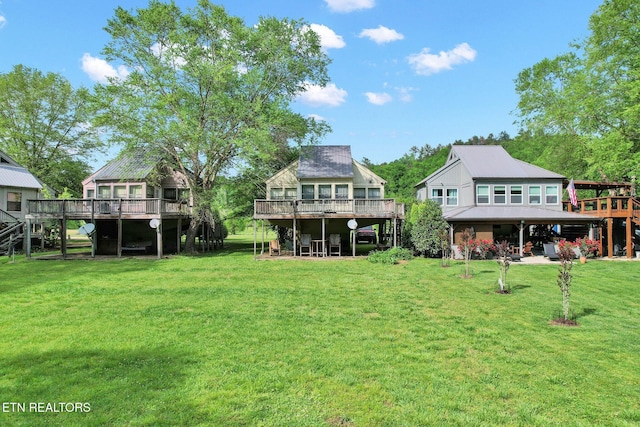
[574,237,599,258]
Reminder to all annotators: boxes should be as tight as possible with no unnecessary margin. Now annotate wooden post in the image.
[322,217,326,257]
[26,219,32,258]
[519,221,524,255]
[253,219,257,258]
[117,217,122,258]
[607,217,614,258]
[156,219,163,259]
[177,217,182,254]
[626,215,633,258]
[293,218,297,257]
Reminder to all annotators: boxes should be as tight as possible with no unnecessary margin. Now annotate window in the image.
[86,189,95,199]
[529,186,541,204]
[302,185,315,200]
[477,185,489,204]
[545,185,559,204]
[98,186,111,199]
[494,186,506,204]
[285,188,297,200]
[430,188,443,205]
[270,188,284,200]
[113,185,127,198]
[510,185,523,204]
[318,185,331,199]
[335,185,348,199]
[146,187,155,198]
[368,188,381,199]
[163,188,177,200]
[446,188,458,206]
[129,185,143,199]
[353,188,366,199]
[7,192,21,211]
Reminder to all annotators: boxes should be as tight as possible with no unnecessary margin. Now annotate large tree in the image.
[514,0,640,182]
[92,0,330,252]
[0,65,99,195]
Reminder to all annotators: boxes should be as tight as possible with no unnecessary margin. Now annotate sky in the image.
[0,0,603,169]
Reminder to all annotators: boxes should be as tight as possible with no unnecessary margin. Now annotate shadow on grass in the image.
[0,346,203,425]
[576,307,598,319]
[511,284,532,290]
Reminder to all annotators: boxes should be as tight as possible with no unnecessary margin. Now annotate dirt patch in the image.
[327,416,354,426]
[495,289,512,294]
[550,318,579,327]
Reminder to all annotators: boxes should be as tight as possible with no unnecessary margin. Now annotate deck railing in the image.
[28,198,190,217]
[563,196,639,219]
[254,198,404,217]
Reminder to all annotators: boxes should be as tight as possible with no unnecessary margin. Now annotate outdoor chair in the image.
[269,239,280,256]
[299,234,312,256]
[522,241,534,256]
[328,234,341,256]
[543,243,560,261]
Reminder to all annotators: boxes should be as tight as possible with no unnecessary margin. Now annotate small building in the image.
[415,145,599,254]
[254,145,404,256]
[26,152,220,258]
[0,150,44,252]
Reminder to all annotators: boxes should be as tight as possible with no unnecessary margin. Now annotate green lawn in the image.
[1,232,639,426]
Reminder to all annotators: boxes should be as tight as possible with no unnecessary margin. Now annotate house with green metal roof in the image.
[26,151,221,259]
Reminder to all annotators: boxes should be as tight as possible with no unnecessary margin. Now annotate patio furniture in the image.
[299,234,312,256]
[312,239,326,257]
[329,234,341,256]
[269,239,280,256]
[522,241,534,256]
[543,243,560,261]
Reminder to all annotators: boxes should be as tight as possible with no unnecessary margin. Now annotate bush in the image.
[367,247,413,264]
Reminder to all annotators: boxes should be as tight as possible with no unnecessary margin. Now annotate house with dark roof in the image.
[26,152,221,258]
[254,145,404,256]
[416,145,599,254]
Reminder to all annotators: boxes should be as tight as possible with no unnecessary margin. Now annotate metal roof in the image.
[0,164,43,189]
[297,145,354,179]
[443,205,599,223]
[450,145,564,179]
[92,152,161,181]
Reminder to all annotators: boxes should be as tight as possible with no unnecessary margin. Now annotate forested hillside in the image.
[365,131,591,201]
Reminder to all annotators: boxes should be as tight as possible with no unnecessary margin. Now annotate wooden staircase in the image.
[0,209,24,254]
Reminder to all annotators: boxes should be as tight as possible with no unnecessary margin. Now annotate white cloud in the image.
[325,0,375,13]
[297,82,347,107]
[364,92,392,106]
[308,113,327,122]
[396,86,416,103]
[0,15,6,29]
[309,24,346,50]
[81,53,129,84]
[358,25,404,44]
[407,42,477,76]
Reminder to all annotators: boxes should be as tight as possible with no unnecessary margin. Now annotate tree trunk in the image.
[184,217,200,254]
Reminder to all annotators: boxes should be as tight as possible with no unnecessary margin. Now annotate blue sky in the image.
[0,0,602,169]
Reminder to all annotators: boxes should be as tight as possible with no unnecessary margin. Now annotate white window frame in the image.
[545,185,559,204]
[476,185,489,205]
[529,185,541,205]
[353,188,366,199]
[270,188,284,200]
[431,188,443,205]
[368,187,381,199]
[335,184,349,199]
[510,185,523,204]
[6,191,21,212]
[318,185,332,199]
[284,188,297,200]
[494,185,506,205]
[301,185,315,200]
[446,188,458,206]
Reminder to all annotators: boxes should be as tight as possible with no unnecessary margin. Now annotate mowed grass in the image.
[1,232,639,426]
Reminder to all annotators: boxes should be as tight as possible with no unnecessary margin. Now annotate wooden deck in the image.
[254,198,405,220]
[563,196,640,257]
[27,198,190,220]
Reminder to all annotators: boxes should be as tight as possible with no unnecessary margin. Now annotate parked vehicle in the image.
[355,226,376,244]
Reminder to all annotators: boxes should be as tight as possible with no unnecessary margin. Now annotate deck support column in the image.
[607,217,614,258]
[61,201,67,260]
[293,218,297,257]
[177,217,182,254]
[156,219,163,259]
[393,217,397,247]
[519,221,525,255]
[26,219,32,258]
[117,217,123,258]
[253,219,257,258]
[626,215,633,258]
[322,217,326,257]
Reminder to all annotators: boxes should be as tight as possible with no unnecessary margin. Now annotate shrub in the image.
[367,247,413,264]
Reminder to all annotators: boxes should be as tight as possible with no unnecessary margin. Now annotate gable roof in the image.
[297,145,354,179]
[448,145,564,179]
[0,150,43,189]
[87,151,161,182]
[417,145,564,186]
